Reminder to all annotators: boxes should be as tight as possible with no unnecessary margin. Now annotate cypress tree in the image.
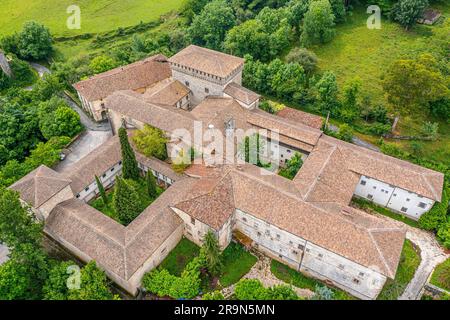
[118,127,140,180]
[113,177,142,225]
[201,231,223,276]
[95,175,108,206]
[145,170,157,198]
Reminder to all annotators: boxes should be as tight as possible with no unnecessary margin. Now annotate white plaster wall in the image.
[387,187,435,220]
[76,162,123,201]
[300,242,386,300]
[354,175,394,207]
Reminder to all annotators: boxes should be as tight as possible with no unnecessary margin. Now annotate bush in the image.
[17,21,53,60]
[418,188,448,232]
[202,290,224,300]
[337,124,354,142]
[132,125,168,161]
[142,256,204,299]
[234,279,299,300]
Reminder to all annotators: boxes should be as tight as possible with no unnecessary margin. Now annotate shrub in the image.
[234,279,299,300]
[337,124,354,142]
[132,125,168,161]
[418,188,448,231]
[202,290,225,300]
[142,256,204,299]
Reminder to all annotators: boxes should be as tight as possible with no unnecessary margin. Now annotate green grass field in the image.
[159,238,201,277]
[219,242,257,287]
[430,258,450,291]
[0,0,185,37]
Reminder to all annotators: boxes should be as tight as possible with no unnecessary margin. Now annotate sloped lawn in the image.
[430,258,450,292]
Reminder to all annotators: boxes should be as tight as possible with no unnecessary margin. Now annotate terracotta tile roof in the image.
[169,45,244,78]
[321,136,444,201]
[106,90,197,135]
[276,107,323,130]
[142,78,190,106]
[60,136,122,194]
[247,109,322,147]
[73,54,171,101]
[10,165,72,208]
[224,82,260,105]
[45,178,194,281]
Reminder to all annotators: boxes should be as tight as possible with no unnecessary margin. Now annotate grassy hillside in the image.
[294,4,450,165]
[0,0,185,37]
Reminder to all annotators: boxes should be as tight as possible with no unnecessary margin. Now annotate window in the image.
[373,186,377,189]
[85,187,90,192]
[393,193,397,197]
[287,149,291,153]
[119,161,122,165]
[292,250,298,255]
[257,231,262,236]
[401,207,408,212]
[360,180,366,186]
[352,278,360,285]
[406,198,410,202]
[338,264,345,270]
[418,202,427,209]
[191,217,196,225]
[318,253,323,258]
[242,217,247,222]
[367,194,373,200]
[205,88,209,94]
[298,244,304,250]
[76,194,80,198]
[110,167,115,172]
[185,81,190,87]
[276,234,281,240]
[359,272,365,277]
[102,173,106,178]
[381,189,384,192]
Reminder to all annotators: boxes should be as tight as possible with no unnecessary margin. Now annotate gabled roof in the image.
[169,45,244,79]
[224,82,260,105]
[276,107,323,130]
[73,54,171,101]
[10,165,72,208]
[247,109,322,147]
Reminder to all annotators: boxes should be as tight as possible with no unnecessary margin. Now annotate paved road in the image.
[328,124,380,152]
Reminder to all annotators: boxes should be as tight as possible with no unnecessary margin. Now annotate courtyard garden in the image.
[377,239,421,300]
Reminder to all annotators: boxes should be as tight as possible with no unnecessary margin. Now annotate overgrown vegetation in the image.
[159,238,201,277]
[377,239,421,300]
[430,258,450,292]
[234,278,299,300]
[270,259,355,300]
[219,242,257,287]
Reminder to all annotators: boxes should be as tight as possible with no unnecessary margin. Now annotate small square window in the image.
[205,88,209,93]
[257,231,262,236]
[76,194,80,198]
[418,202,426,209]
[367,194,373,200]
[401,207,408,213]
[360,180,366,186]
[276,234,281,239]
[359,272,365,277]
[119,161,122,165]
[373,186,377,189]
[242,217,247,222]
[191,217,196,225]
[85,187,90,192]
[338,264,344,270]
[185,81,190,87]
[298,244,304,250]
[406,198,410,202]
[318,253,323,258]
[287,150,291,153]
[110,167,115,172]
[102,173,106,178]
[353,278,360,285]
[393,193,397,197]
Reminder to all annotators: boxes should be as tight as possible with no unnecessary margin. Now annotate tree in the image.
[132,125,168,161]
[337,124,354,142]
[39,105,82,140]
[437,220,450,249]
[234,279,268,300]
[268,284,299,300]
[145,170,158,198]
[42,261,75,300]
[285,47,318,75]
[271,62,306,99]
[188,0,236,50]
[89,55,117,74]
[391,0,428,30]
[382,54,448,112]
[301,0,336,46]
[201,231,222,276]
[329,0,346,22]
[113,177,142,225]
[95,175,108,206]
[119,127,140,180]
[0,187,50,299]
[202,290,225,300]
[17,21,53,60]
[279,152,304,179]
[32,73,64,101]
[68,261,119,300]
[315,71,339,116]
[340,77,362,122]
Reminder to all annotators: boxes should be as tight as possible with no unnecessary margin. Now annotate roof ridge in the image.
[367,230,396,278]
